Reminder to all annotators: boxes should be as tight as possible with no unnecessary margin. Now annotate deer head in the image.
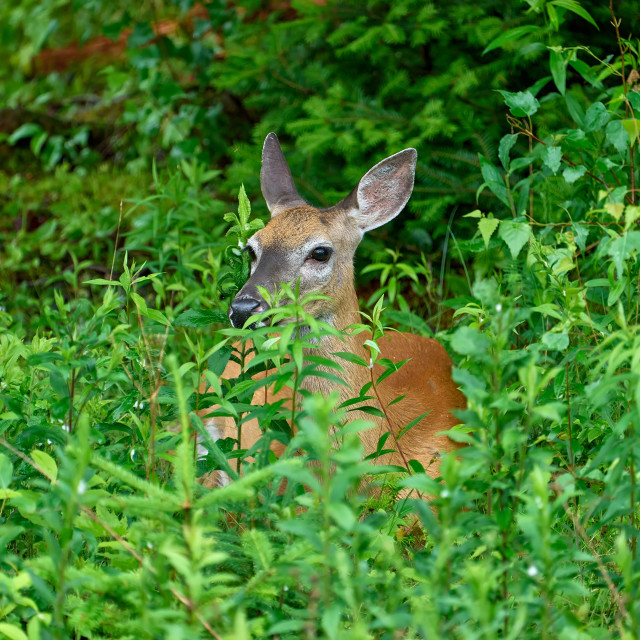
[228,133,417,330]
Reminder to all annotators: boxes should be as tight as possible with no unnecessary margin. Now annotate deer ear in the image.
[260,133,307,217]
[337,148,417,233]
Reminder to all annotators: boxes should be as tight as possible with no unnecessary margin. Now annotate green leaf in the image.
[50,370,68,398]
[174,309,228,327]
[30,450,58,481]
[0,454,13,489]
[606,120,629,155]
[451,326,491,356]
[478,217,500,249]
[333,351,369,368]
[496,90,539,117]
[550,0,598,28]
[543,145,562,174]
[499,220,530,258]
[482,25,539,55]
[498,133,518,171]
[549,49,566,95]
[541,332,569,351]
[8,123,43,145]
[563,165,586,184]
[478,154,510,207]
[584,102,609,133]
[607,231,640,279]
[0,623,29,640]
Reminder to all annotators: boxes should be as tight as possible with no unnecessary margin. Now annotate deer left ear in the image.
[336,148,417,233]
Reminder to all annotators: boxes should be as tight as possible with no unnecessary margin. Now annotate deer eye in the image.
[308,247,332,263]
[245,245,257,261]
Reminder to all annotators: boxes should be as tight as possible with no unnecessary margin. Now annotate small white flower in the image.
[368,357,374,370]
[47,439,52,445]
[562,290,566,296]
[133,400,144,410]
[147,541,153,550]
[527,565,539,577]
[441,489,450,498]
[130,449,136,461]
[283,585,289,591]
[238,239,245,249]
[495,303,502,312]
[61,424,70,433]
[77,480,86,495]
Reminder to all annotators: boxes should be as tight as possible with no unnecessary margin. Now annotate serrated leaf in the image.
[496,90,539,117]
[498,219,530,258]
[604,202,624,221]
[584,102,609,132]
[607,231,640,279]
[541,332,569,351]
[606,120,629,155]
[543,145,562,174]
[563,165,586,184]
[478,217,500,248]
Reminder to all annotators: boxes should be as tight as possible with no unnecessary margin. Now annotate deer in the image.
[199,133,466,487]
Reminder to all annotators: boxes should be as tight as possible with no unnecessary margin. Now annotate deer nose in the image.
[229,296,265,328]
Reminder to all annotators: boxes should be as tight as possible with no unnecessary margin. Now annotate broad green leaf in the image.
[606,231,640,279]
[541,331,569,351]
[0,623,28,640]
[499,219,530,258]
[606,120,629,155]
[563,165,586,184]
[604,202,624,221]
[451,326,491,356]
[478,217,500,248]
[496,90,539,117]
[625,205,640,231]
[584,102,609,132]
[543,145,562,174]
[30,450,58,481]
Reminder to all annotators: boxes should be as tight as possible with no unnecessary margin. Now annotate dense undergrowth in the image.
[2,1,640,638]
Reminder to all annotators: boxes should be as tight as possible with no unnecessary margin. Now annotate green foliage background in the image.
[2,0,640,638]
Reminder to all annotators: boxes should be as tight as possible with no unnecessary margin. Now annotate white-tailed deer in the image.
[201,133,465,484]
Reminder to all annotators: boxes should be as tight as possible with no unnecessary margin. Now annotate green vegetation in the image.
[2,1,640,638]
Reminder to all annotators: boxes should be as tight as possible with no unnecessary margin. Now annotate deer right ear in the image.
[336,148,417,233]
[260,133,307,217]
